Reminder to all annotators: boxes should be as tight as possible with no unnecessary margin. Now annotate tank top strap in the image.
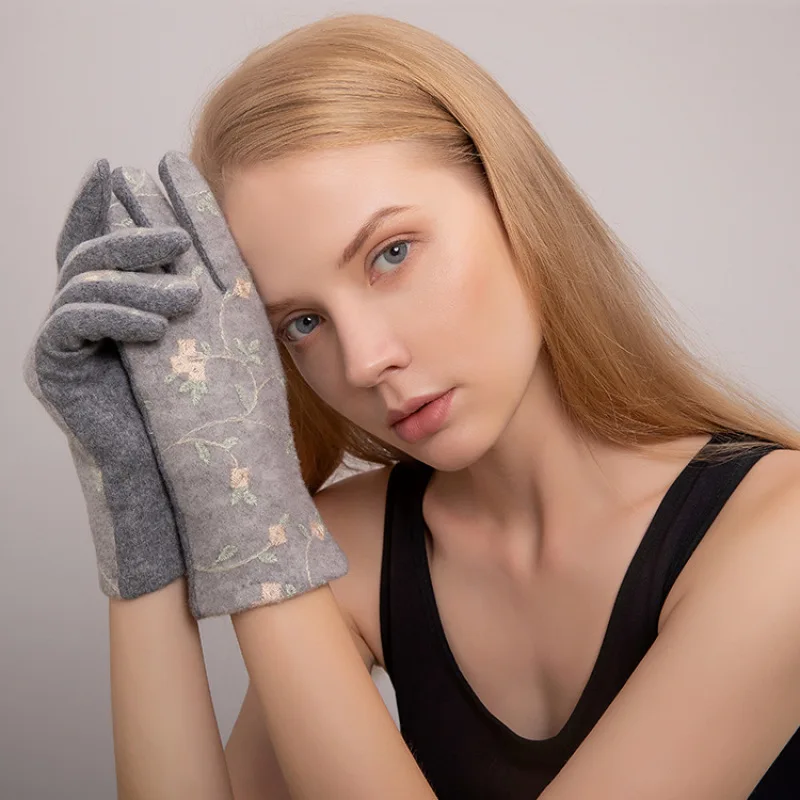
[380,458,434,676]
[654,431,784,612]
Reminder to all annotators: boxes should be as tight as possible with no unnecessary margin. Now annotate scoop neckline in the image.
[406,432,727,760]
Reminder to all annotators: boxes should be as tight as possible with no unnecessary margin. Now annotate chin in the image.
[402,420,499,473]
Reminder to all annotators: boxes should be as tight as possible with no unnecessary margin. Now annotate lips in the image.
[386,390,450,427]
[390,388,455,444]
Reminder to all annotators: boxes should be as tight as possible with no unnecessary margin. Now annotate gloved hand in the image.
[108,153,349,619]
[23,160,198,599]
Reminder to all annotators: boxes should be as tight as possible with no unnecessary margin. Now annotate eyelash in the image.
[276,237,416,348]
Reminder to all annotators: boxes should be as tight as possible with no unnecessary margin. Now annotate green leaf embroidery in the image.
[164,372,177,384]
[257,551,278,564]
[194,441,211,465]
[221,437,239,450]
[234,384,250,409]
[214,544,238,564]
[200,341,213,356]
[182,381,208,405]
[231,485,258,506]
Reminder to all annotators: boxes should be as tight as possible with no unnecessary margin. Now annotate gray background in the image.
[2,2,798,797]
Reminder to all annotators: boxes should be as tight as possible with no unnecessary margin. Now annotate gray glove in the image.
[108,153,349,620]
[23,160,199,599]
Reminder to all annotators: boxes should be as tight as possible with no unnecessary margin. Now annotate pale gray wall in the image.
[2,2,798,798]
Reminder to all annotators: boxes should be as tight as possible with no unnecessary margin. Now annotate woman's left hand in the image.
[108,153,349,620]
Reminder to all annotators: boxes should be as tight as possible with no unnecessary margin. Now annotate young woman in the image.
[32,13,800,800]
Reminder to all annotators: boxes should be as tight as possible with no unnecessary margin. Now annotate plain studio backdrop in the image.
[2,1,798,797]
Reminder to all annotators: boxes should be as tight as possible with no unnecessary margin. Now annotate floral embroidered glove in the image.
[108,152,349,619]
[23,160,197,599]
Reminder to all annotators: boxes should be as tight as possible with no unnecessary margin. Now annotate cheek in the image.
[288,352,330,397]
[444,251,540,389]
[287,346,352,417]
[422,245,527,351]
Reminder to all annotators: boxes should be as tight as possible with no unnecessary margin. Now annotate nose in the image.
[335,304,410,389]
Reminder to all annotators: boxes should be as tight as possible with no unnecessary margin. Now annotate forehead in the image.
[221,141,462,269]
[224,140,439,212]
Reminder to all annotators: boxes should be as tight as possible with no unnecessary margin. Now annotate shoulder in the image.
[313,464,395,671]
[692,445,800,552]
[668,446,800,618]
[541,448,800,798]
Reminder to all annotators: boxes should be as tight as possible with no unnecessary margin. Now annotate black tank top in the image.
[379,431,799,798]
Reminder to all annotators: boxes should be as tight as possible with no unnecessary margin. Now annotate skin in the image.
[223,140,711,587]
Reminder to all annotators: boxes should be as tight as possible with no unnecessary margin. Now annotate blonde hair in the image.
[190,13,799,494]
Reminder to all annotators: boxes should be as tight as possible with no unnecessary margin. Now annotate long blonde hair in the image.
[189,13,799,494]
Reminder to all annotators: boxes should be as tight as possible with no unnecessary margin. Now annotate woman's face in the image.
[223,141,542,471]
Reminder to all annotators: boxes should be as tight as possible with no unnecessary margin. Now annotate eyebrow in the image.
[264,204,417,318]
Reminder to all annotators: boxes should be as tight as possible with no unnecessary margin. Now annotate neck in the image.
[426,353,711,576]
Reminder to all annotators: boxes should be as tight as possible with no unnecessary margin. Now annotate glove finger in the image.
[56,159,112,270]
[39,303,168,353]
[157,151,246,291]
[57,227,192,291]
[111,163,221,294]
[107,172,180,283]
[111,166,177,229]
[52,271,201,319]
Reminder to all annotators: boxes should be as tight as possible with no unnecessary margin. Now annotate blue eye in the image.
[373,240,409,272]
[280,239,413,346]
[282,313,320,343]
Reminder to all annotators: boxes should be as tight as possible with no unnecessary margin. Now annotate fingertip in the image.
[56,159,112,269]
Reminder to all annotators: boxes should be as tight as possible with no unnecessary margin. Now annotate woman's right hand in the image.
[23,159,199,599]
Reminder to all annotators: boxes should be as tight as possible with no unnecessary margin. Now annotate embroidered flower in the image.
[230,467,249,490]
[170,339,206,382]
[166,339,209,404]
[269,524,287,546]
[233,278,252,299]
[310,521,326,541]
[261,582,283,603]
[230,467,257,506]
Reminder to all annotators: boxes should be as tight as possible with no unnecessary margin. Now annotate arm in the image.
[109,577,234,800]
[224,470,394,799]
[227,471,433,799]
[224,606,378,800]
[540,453,800,799]
[224,681,293,800]
[231,585,435,800]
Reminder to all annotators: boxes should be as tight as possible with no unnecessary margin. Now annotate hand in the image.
[23,160,198,598]
[108,153,349,619]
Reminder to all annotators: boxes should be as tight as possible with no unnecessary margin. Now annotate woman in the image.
[27,13,800,799]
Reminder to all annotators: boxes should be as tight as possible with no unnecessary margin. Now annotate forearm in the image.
[231,584,436,800]
[109,577,234,800]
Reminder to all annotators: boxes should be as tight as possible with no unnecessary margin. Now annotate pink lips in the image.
[390,388,455,444]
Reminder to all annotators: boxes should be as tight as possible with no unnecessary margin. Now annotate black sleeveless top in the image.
[379,432,799,798]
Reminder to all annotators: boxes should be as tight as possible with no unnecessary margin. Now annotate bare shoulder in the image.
[313,464,394,672]
[665,447,800,617]
[540,448,800,797]
[693,446,800,547]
